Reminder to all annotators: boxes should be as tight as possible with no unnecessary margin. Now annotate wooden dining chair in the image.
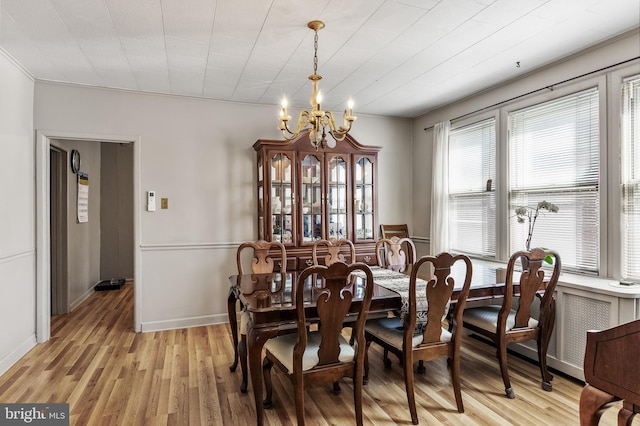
[364,252,472,425]
[462,248,561,399]
[373,236,418,366]
[380,223,409,240]
[232,239,286,392]
[580,319,640,425]
[375,236,416,270]
[262,262,374,426]
[311,238,356,266]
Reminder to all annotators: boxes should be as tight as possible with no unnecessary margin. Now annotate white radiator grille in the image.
[563,293,611,366]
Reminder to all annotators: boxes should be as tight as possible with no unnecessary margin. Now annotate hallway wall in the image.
[50,139,102,310]
[0,50,35,374]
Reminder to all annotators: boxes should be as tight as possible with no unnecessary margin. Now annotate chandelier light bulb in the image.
[347,98,354,118]
[279,96,290,123]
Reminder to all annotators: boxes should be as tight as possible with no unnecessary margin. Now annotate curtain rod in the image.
[423,57,639,131]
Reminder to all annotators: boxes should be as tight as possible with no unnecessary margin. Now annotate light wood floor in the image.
[0,284,630,425]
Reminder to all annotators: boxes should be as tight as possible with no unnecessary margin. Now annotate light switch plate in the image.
[161,198,168,209]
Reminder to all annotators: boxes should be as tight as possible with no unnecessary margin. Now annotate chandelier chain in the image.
[313,30,319,74]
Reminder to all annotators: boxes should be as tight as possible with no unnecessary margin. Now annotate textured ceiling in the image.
[1,0,639,118]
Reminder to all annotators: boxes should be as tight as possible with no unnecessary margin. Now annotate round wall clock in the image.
[70,149,81,173]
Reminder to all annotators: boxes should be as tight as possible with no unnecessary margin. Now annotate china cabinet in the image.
[253,131,381,270]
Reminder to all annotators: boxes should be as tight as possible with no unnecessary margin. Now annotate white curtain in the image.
[430,120,450,255]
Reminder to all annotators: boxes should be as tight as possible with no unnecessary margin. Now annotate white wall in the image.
[0,50,36,374]
[34,83,412,331]
[411,30,640,258]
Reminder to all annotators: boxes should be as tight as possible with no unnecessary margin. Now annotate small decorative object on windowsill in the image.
[514,200,559,264]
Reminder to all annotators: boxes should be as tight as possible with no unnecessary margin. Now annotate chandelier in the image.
[278,20,356,150]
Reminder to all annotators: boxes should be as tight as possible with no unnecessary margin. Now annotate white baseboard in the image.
[510,343,585,382]
[0,334,37,377]
[69,286,95,312]
[140,313,229,333]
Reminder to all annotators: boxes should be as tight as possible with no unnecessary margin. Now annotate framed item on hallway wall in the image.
[77,172,89,223]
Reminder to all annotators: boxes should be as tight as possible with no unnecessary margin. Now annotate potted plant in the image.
[514,200,559,264]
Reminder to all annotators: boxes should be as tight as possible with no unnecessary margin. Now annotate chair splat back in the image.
[417,254,468,344]
[303,264,359,366]
[506,248,561,333]
[236,240,287,274]
[513,259,544,329]
[375,236,416,269]
[312,238,356,266]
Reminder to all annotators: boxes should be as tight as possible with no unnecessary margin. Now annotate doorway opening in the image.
[36,130,141,343]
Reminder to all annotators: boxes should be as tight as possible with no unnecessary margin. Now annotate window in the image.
[508,88,600,272]
[622,75,640,279]
[448,118,496,257]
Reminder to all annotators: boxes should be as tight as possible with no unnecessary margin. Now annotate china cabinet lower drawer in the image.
[271,257,297,272]
[355,253,377,266]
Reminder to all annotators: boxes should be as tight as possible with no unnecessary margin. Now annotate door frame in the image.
[36,129,142,342]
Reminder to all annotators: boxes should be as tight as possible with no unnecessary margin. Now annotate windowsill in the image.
[471,258,640,299]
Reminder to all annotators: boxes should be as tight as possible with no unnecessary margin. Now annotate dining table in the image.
[227,262,545,425]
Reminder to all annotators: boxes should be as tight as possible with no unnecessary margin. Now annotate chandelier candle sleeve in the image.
[278,20,357,150]
[280,97,290,122]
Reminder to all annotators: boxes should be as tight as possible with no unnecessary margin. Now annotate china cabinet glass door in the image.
[270,153,294,244]
[301,154,322,243]
[355,157,374,241]
[327,155,348,239]
[257,152,264,239]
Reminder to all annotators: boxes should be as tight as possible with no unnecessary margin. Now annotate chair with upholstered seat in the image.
[311,238,356,266]
[233,239,286,392]
[364,252,472,425]
[462,247,561,399]
[262,261,374,425]
[375,236,416,271]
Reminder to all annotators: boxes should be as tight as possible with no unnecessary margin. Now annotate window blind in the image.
[509,88,600,272]
[448,118,496,257]
[622,75,640,279]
